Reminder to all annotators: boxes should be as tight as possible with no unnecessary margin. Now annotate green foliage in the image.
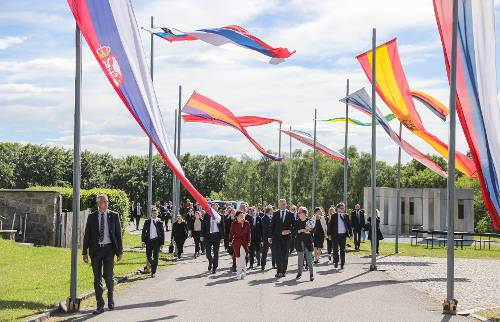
[28,186,129,234]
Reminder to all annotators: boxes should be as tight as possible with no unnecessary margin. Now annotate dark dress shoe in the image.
[275,273,281,278]
[334,262,338,268]
[261,266,265,271]
[211,269,216,274]
[93,307,105,315]
[340,264,344,270]
[310,275,314,282]
[208,264,212,272]
[295,273,302,280]
[108,303,115,310]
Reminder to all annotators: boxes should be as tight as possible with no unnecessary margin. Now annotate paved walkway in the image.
[69,232,471,322]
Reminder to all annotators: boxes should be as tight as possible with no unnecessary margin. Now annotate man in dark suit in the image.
[246,207,262,269]
[141,207,165,278]
[133,202,143,230]
[260,205,275,270]
[82,194,123,315]
[350,204,365,251]
[268,199,294,278]
[327,202,352,270]
[201,203,225,274]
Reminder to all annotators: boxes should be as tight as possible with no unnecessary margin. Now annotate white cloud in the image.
[0,36,26,50]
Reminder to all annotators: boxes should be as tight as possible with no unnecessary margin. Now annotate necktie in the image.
[99,212,104,243]
[281,211,285,223]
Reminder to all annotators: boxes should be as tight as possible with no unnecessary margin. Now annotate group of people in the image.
[177,198,384,281]
[82,194,383,315]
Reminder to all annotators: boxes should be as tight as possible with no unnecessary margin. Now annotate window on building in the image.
[458,203,465,219]
[410,202,415,216]
[401,201,405,214]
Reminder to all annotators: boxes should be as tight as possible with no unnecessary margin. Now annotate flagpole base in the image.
[442,299,457,315]
[369,264,377,271]
[62,297,81,313]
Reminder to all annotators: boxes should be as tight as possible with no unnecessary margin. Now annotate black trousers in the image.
[192,230,201,253]
[91,244,115,309]
[332,233,347,266]
[261,239,275,268]
[327,238,333,254]
[146,239,161,274]
[275,236,290,274]
[205,233,221,270]
[134,216,141,230]
[289,233,296,254]
[164,216,170,231]
[175,238,186,257]
[353,228,362,249]
[248,240,261,267]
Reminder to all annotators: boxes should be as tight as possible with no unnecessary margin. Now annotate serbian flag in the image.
[281,129,346,163]
[340,88,447,178]
[183,92,283,161]
[357,38,476,178]
[67,0,218,217]
[434,0,500,228]
[321,114,396,126]
[143,25,295,64]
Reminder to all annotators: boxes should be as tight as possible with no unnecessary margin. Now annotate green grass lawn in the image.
[0,234,173,321]
[353,240,500,259]
[476,308,500,321]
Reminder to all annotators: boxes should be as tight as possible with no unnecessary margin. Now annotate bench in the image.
[0,230,17,240]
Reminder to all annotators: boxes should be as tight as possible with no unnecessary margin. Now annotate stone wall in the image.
[0,189,90,248]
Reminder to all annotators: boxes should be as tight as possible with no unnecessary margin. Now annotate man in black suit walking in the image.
[82,194,123,315]
[201,203,225,274]
[246,207,262,269]
[142,207,165,278]
[350,204,365,251]
[327,202,352,270]
[268,199,294,278]
[260,205,275,270]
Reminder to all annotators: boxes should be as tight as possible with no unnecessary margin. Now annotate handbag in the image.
[168,243,174,253]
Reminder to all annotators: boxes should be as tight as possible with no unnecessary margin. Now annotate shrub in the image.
[29,186,129,233]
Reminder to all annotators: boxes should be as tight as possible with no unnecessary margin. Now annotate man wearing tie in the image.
[327,202,352,270]
[246,207,262,269]
[268,199,294,278]
[82,194,123,315]
[141,207,165,278]
[350,204,365,251]
[201,203,225,274]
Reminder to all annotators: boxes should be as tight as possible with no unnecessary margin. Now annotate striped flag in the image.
[281,129,346,163]
[434,0,500,228]
[183,92,283,161]
[144,25,295,64]
[67,0,216,217]
[340,88,447,178]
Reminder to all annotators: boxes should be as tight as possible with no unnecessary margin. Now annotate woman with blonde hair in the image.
[294,207,314,281]
[312,207,328,264]
[326,206,335,261]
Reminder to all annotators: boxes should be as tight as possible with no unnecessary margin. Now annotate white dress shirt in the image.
[98,210,111,245]
[337,213,347,234]
[150,218,159,240]
[210,216,219,234]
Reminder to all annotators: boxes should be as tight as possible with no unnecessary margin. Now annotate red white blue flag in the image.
[144,25,295,64]
[434,0,500,228]
[67,0,217,217]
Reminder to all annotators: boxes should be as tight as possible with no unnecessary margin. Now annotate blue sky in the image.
[1,0,500,167]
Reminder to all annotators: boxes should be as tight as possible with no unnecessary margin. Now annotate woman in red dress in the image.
[229,210,251,279]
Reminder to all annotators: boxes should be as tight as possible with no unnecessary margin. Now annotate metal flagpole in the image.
[312,108,317,211]
[395,122,402,253]
[370,28,377,271]
[147,16,154,218]
[289,125,292,204]
[176,85,182,214]
[278,123,282,203]
[343,79,349,211]
[444,0,459,314]
[69,24,81,310]
[172,110,178,216]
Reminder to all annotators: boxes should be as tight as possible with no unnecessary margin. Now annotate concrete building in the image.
[363,187,474,234]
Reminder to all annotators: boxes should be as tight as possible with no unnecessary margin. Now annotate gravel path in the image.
[377,255,500,311]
